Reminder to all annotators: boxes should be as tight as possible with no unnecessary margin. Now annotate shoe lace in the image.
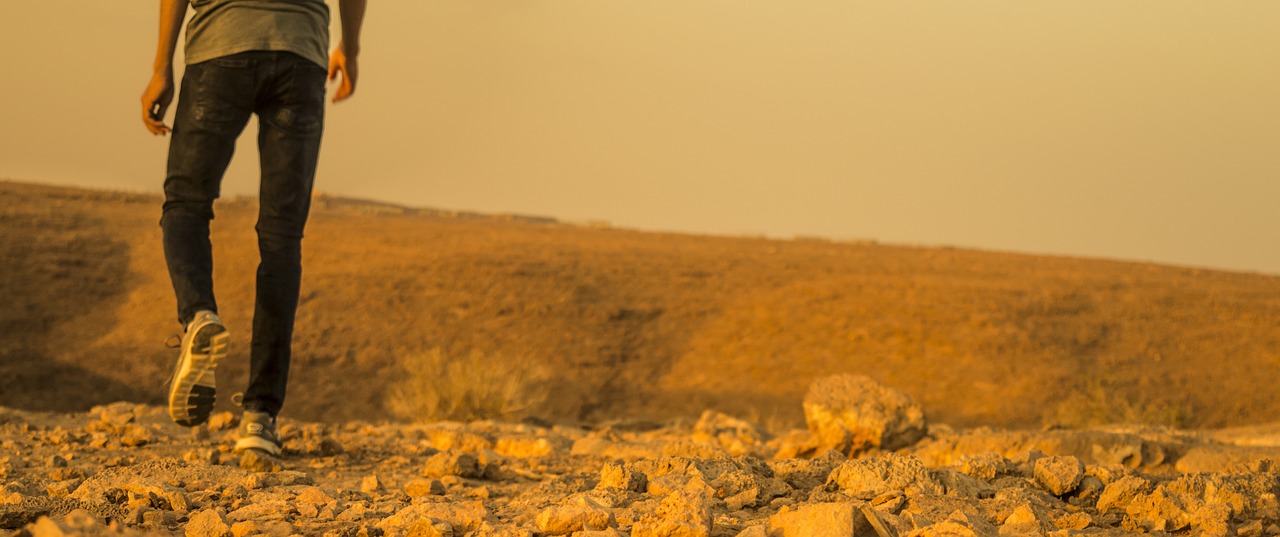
[163,334,182,387]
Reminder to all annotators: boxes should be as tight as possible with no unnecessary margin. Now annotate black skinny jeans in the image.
[160,51,326,417]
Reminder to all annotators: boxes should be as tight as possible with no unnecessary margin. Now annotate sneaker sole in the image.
[234,436,282,456]
[168,325,229,427]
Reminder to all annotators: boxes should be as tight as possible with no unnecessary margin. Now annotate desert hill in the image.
[2,179,1279,429]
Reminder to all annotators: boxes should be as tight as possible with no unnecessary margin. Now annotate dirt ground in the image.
[3,180,1279,430]
[6,398,1280,536]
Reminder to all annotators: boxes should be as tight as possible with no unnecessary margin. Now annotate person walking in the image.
[140,0,367,456]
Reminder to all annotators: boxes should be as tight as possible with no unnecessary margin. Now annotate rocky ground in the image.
[6,376,1280,536]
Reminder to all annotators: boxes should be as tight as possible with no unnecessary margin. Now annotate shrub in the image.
[387,348,549,422]
[1046,379,1189,429]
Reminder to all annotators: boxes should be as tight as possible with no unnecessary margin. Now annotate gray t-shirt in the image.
[185,0,330,69]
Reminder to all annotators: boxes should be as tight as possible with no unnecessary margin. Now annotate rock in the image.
[1071,475,1105,502]
[597,463,648,493]
[243,470,313,489]
[361,475,383,493]
[96,403,137,428]
[570,437,664,461]
[493,436,565,458]
[802,374,926,456]
[422,450,483,479]
[662,441,731,460]
[401,519,453,537]
[318,438,346,457]
[1125,488,1191,532]
[1053,511,1092,530]
[0,487,23,506]
[240,449,283,473]
[998,505,1049,535]
[257,521,297,537]
[378,500,489,534]
[404,479,447,497]
[26,517,71,537]
[767,502,877,537]
[770,430,823,459]
[1085,464,1133,486]
[124,503,153,525]
[336,502,371,523]
[48,467,83,482]
[142,509,176,529]
[1095,475,1153,514]
[1032,456,1084,496]
[208,412,239,431]
[186,509,232,537]
[932,469,992,499]
[229,521,259,537]
[914,510,997,537]
[1238,520,1265,537]
[954,452,1010,481]
[632,477,714,537]
[227,500,295,522]
[692,411,770,455]
[45,480,80,498]
[120,425,154,447]
[1007,449,1046,476]
[572,530,626,537]
[183,449,221,466]
[768,451,845,492]
[825,453,944,500]
[648,474,694,497]
[709,466,790,510]
[428,429,493,453]
[535,495,617,534]
[296,486,336,506]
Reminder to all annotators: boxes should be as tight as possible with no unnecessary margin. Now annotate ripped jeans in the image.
[160,51,326,418]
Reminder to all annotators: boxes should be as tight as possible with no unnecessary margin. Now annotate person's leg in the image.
[161,57,255,325]
[162,55,256,427]
[240,52,327,418]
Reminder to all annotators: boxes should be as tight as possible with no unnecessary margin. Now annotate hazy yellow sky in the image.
[3,2,1278,274]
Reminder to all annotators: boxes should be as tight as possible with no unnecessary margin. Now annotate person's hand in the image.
[328,43,359,103]
[141,71,175,135]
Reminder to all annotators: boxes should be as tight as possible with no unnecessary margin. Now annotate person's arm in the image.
[141,0,189,135]
[328,0,367,103]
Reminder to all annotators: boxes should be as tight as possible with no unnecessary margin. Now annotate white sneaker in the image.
[234,411,282,456]
[167,310,229,427]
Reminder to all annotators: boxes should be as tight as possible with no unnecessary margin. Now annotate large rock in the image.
[692,411,770,456]
[767,502,876,537]
[535,496,616,535]
[422,451,483,479]
[825,453,944,500]
[597,463,648,493]
[378,500,489,534]
[1095,475,1153,515]
[185,509,231,537]
[803,375,926,455]
[1124,488,1191,532]
[1032,456,1084,496]
[631,477,714,537]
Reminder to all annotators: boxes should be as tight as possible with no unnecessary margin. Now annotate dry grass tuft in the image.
[1046,379,1190,429]
[387,348,549,423]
